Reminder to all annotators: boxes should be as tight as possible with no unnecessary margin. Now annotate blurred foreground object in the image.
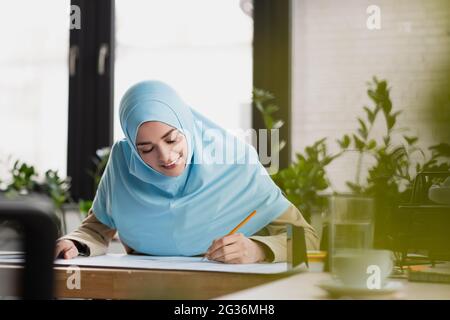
[0,194,57,299]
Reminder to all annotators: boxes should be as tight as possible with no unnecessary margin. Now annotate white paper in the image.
[52,253,288,274]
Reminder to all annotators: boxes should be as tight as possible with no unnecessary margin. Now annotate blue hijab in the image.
[92,80,290,256]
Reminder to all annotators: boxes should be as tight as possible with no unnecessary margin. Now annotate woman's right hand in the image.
[55,239,79,259]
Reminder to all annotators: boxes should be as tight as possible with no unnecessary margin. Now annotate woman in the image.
[56,80,319,264]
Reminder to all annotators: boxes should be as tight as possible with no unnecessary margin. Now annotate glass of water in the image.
[328,195,375,282]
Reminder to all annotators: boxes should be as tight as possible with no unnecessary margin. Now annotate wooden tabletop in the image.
[2,262,449,300]
[0,263,291,300]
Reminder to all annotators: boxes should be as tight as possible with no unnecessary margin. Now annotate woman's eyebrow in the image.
[136,128,177,146]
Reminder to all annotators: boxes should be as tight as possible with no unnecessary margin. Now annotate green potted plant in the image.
[0,160,71,236]
[254,79,450,247]
[337,77,450,247]
[271,138,342,222]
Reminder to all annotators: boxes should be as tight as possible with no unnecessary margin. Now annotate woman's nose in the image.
[158,146,174,163]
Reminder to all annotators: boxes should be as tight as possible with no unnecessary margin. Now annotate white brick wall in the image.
[291,0,450,191]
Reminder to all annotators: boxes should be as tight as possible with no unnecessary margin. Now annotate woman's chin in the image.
[162,169,184,177]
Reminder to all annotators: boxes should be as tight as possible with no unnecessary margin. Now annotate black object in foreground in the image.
[0,197,58,299]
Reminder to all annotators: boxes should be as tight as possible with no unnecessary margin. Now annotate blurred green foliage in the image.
[339,77,450,206]
[1,160,71,209]
[252,88,286,152]
[271,138,342,221]
[78,146,111,216]
[255,78,450,224]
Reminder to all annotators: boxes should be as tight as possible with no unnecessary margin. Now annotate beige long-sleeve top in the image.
[60,203,319,263]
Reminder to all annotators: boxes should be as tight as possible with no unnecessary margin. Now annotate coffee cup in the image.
[332,249,393,289]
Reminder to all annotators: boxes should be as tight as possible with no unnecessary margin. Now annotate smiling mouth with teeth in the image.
[161,154,182,169]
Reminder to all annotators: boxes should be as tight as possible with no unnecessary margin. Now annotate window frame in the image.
[67,0,115,201]
[253,0,292,169]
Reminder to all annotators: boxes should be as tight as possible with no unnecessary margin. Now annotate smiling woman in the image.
[56,80,319,264]
[136,122,188,177]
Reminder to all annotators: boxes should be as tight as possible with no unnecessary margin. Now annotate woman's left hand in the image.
[205,233,267,264]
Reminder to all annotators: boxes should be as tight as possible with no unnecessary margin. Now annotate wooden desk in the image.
[216,271,450,300]
[3,260,448,300]
[0,264,290,299]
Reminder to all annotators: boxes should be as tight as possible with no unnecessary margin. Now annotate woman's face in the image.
[135,121,188,177]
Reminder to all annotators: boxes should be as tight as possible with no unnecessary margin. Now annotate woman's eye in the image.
[142,148,153,153]
[166,134,180,144]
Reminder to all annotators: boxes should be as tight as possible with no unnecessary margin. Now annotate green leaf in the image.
[357,118,368,139]
[253,88,275,103]
[367,139,377,150]
[313,138,327,147]
[353,134,365,151]
[386,115,396,130]
[363,106,375,124]
[383,135,391,146]
[381,97,392,114]
[322,156,335,166]
[391,146,407,162]
[263,114,273,130]
[78,199,93,215]
[264,104,279,115]
[337,134,351,149]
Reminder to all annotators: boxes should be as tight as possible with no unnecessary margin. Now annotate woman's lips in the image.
[161,155,181,169]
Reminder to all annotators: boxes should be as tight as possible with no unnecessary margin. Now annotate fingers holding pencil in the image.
[203,210,262,263]
[204,233,266,264]
[205,233,243,257]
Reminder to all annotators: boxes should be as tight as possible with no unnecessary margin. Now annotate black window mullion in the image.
[68,0,114,202]
[95,0,115,150]
[253,0,292,169]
